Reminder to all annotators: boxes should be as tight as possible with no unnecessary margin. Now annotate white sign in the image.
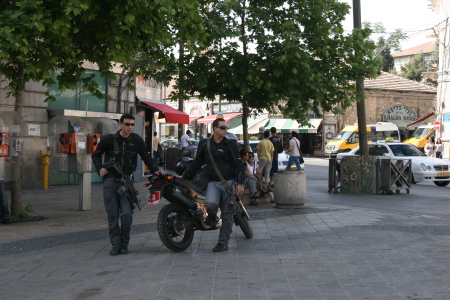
[28,124,41,136]
[383,105,416,122]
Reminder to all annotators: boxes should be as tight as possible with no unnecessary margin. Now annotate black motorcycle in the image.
[147,168,253,252]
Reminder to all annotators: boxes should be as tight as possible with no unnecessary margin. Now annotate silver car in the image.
[337,142,450,187]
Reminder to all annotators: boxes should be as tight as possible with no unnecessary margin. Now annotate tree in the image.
[172,0,381,148]
[378,37,395,72]
[400,53,424,82]
[0,0,207,218]
[364,22,407,72]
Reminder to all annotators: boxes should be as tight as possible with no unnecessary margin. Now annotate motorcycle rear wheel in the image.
[157,203,195,252]
[234,204,253,239]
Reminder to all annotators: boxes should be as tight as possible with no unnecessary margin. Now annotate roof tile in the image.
[364,72,437,93]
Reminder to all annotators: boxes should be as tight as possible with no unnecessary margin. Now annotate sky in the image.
[340,0,439,51]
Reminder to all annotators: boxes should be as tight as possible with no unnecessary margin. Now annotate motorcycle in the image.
[146,167,253,252]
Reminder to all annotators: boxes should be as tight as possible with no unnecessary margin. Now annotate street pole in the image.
[353,0,368,155]
[178,43,184,141]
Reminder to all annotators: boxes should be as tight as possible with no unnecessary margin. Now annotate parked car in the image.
[336,142,450,187]
[157,138,199,166]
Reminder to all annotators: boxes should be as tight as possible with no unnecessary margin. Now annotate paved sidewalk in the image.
[1,167,450,299]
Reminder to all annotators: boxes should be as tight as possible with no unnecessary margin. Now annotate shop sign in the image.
[212,103,243,114]
[382,105,416,122]
[189,107,203,117]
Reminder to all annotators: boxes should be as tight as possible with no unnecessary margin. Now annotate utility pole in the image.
[178,43,184,141]
[353,0,368,155]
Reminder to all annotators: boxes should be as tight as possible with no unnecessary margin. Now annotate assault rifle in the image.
[113,163,141,210]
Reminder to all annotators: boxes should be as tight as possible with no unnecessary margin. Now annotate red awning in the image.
[405,112,435,130]
[139,100,189,124]
[197,113,243,124]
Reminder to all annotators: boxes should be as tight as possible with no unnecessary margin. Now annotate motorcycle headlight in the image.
[413,142,419,146]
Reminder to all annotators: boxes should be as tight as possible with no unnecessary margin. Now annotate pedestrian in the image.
[0,135,10,225]
[285,131,302,171]
[256,130,274,183]
[181,118,245,252]
[92,114,165,256]
[181,130,197,151]
[425,136,436,157]
[152,131,161,164]
[436,138,444,158]
[269,127,282,185]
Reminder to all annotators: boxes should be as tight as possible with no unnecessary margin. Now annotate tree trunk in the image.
[10,63,24,218]
[240,0,249,150]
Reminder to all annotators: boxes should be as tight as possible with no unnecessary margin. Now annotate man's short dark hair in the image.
[186,130,191,134]
[120,114,135,123]
[270,127,277,134]
[212,118,226,128]
[153,131,157,136]
[291,131,298,137]
[264,130,270,138]
[207,133,212,138]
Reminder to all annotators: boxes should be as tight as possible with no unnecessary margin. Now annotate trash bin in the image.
[273,170,306,208]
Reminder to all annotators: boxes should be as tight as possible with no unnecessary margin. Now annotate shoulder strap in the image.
[295,138,300,152]
[207,139,232,194]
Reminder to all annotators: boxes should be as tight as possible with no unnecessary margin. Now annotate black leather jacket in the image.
[182,137,245,186]
[92,130,158,178]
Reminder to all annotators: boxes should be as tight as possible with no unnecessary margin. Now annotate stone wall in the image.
[338,90,437,128]
[0,78,49,189]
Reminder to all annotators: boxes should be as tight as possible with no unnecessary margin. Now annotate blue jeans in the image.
[205,180,234,245]
[0,181,9,222]
[103,178,133,249]
[285,156,302,171]
[153,151,158,164]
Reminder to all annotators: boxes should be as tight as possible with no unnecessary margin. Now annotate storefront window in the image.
[159,123,177,140]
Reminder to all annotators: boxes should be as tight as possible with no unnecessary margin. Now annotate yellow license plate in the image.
[438,172,450,176]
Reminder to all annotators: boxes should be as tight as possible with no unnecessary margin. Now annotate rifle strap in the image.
[207,139,232,194]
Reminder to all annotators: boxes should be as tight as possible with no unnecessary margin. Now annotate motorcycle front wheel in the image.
[157,203,195,252]
[234,204,253,239]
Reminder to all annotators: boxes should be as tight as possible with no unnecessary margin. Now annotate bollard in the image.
[39,150,51,189]
[273,170,306,208]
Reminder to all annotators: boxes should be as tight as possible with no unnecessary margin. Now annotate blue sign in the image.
[444,114,450,122]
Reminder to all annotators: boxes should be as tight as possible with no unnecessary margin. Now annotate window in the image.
[47,70,107,112]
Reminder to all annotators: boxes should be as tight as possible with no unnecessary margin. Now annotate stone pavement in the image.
[1,162,450,299]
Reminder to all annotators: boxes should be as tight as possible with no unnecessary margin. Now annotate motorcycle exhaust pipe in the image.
[167,187,197,210]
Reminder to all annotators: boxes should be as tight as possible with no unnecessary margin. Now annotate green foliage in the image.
[425,41,439,72]
[173,0,381,128]
[400,53,424,82]
[0,0,207,102]
[363,22,407,73]
[9,202,34,220]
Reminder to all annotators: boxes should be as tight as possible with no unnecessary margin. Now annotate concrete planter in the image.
[273,170,306,208]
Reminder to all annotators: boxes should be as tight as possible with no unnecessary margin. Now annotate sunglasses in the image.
[217,126,228,130]
[123,123,135,127]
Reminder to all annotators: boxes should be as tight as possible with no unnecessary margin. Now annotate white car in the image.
[336,142,450,187]
[278,153,305,171]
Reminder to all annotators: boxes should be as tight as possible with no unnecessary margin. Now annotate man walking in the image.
[269,127,282,184]
[152,131,161,164]
[285,131,302,171]
[256,130,274,183]
[181,118,245,252]
[92,114,164,256]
